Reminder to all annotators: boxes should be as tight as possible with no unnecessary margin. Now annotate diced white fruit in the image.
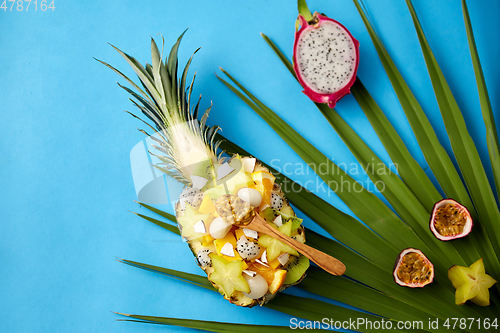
[261,250,268,263]
[273,215,283,227]
[197,248,212,267]
[237,188,262,207]
[243,270,257,277]
[216,162,234,180]
[209,216,232,239]
[243,274,268,299]
[242,158,256,173]
[220,242,235,257]
[243,228,258,239]
[278,253,290,266]
[191,175,208,189]
[260,203,270,211]
[255,259,269,267]
[193,220,206,234]
[179,198,186,210]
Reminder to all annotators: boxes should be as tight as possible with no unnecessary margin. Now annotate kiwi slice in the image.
[280,206,294,216]
[284,254,310,285]
[261,208,303,232]
[190,158,215,180]
[260,208,280,223]
[287,216,303,233]
[199,156,242,191]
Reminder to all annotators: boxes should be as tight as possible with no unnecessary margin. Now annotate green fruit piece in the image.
[221,168,254,193]
[260,208,280,223]
[280,206,294,216]
[203,157,254,197]
[209,253,250,296]
[287,216,303,234]
[176,204,211,239]
[448,258,497,306]
[218,156,254,190]
[284,254,310,285]
[261,208,303,233]
[292,231,306,244]
[259,221,300,262]
[204,186,229,201]
[189,157,214,180]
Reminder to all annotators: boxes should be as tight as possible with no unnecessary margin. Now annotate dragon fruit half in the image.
[293,12,360,108]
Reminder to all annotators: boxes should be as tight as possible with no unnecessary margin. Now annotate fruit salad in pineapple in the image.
[176,155,309,307]
[99,33,309,307]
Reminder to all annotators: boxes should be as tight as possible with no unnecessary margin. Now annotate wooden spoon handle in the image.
[248,215,346,276]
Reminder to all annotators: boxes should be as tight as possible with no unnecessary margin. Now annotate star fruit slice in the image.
[448,258,497,306]
[176,203,211,239]
[208,253,250,297]
[258,221,300,262]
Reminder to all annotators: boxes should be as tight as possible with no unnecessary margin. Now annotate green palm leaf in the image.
[132,195,485,330]
[117,314,293,333]
[221,73,500,323]
[351,0,477,217]
[119,258,407,333]
[350,79,483,265]
[260,31,482,272]
[461,0,500,199]
[218,69,457,283]
[404,0,500,283]
[260,31,480,269]
[109,2,500,331]
[217,134,397,267]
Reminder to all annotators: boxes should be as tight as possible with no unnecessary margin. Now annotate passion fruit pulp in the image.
[430,199,473,241]
[394,248,434,288]
[215,194,254,225]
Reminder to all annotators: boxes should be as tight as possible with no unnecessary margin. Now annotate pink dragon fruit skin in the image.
[293,13,360,108]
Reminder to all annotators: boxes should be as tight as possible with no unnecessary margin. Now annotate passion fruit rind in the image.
[393,248,434,288]
[430,198,473,241]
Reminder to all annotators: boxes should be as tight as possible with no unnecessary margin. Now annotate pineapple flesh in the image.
[177,156,310,306]
[100,33,309,307]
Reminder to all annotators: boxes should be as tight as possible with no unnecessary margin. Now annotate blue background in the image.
[1,0,499,332]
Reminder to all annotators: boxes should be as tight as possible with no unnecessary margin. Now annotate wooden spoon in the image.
[243,214,346,276]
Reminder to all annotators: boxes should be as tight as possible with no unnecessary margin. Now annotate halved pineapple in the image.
[103,35,310,307]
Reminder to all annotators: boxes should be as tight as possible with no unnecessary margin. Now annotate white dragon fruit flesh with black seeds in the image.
[197,248,212,267]
[178,187,204,210]
[236,236,260,260]
[297,22,355,92]
[270,193,283,210]
[293,13,359,108]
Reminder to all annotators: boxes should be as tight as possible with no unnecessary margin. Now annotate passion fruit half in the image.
[394,248,434,288]
[430,199,473,241]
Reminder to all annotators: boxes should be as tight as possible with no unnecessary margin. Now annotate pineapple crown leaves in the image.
[96,31,222,184]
